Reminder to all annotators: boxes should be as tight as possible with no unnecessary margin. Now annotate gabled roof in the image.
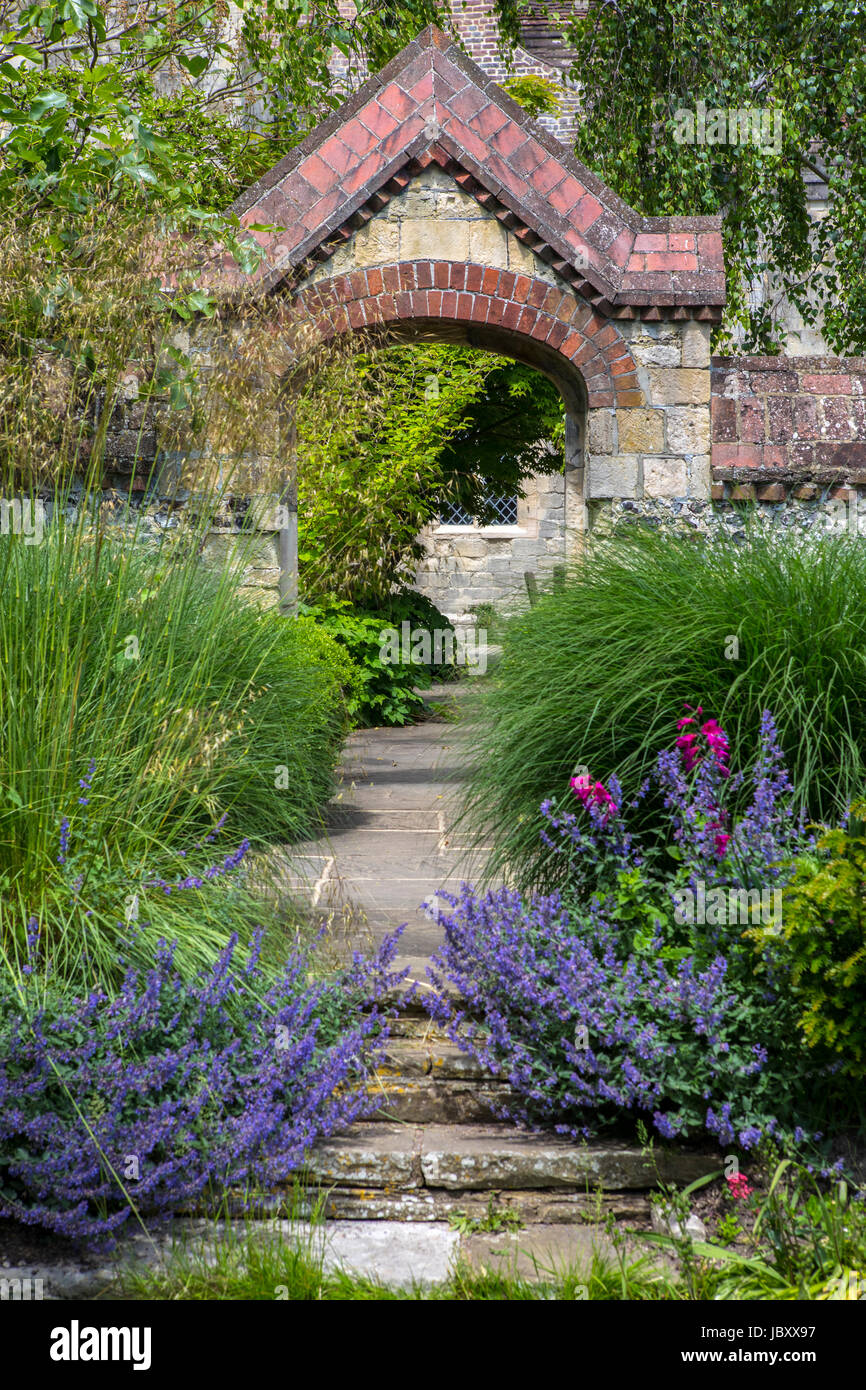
[225,25,724,317]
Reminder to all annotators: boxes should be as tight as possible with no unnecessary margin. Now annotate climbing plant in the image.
[496,0,866,354]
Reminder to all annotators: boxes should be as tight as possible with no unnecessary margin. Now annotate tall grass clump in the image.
[0,500,355,981]
[461,524,866,888]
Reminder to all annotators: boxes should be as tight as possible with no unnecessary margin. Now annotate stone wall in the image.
[585,318,712,505]
[68,369,284,606]
[710,355,866,493]
[413,468,566,619]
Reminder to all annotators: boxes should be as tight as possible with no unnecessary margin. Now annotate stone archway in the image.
[212,23,725,605]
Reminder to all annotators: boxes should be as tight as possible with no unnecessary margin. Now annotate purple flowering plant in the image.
[427,710,831,1154]
[0,762,413,1246]
[0,922,407,1245]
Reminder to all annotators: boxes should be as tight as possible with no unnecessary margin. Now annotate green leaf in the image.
[29,90,68,118]
[177,53,209,79]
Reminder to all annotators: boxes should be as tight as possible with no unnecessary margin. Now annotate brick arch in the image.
[294,260,641,410]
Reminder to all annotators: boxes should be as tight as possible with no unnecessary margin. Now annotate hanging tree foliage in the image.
[496,0,866,354]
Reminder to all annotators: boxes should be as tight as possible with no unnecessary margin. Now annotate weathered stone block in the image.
[688,454,712,498]
[681,320,712,368]
[617,408,665,454]
[643,456,688,497]
[628,338,681,368]
[665,405,711,454]
[468,217,510,267]
[588,408,614,454]
[649,368,711,405]
[451,537,487,559]
[586,455,640,499]
[352,218,400,265]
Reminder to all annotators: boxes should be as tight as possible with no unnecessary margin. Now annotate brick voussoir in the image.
[516,306,536,336]
[441,289,458,316]
[410,289,429,316]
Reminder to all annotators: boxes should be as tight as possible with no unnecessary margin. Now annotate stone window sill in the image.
[434,525,527,538]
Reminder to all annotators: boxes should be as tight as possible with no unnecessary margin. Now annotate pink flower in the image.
[570,774,593,799]
[726,1172,753,1200]
[675,731,700,772]
[701,718,731,777]
[714,831,731,856]
[569,773,619,820]
[676,704,703,732]
[674,705,731,778]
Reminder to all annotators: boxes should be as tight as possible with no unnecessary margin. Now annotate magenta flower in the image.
[726,1172,753,1200]
[675,706,731,778]
[570,773,619,818]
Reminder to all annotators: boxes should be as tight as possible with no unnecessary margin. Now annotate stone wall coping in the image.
[712,354,866,373]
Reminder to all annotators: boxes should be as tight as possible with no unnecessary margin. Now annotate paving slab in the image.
[461,1224,617,1281]
[278,707,487,958]
[306,1123,423,1188]
[321,1221,459,1287]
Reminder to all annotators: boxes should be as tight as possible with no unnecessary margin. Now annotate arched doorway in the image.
[210,24,725,606]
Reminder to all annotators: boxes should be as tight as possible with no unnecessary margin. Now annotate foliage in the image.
[498,0,866,353]
[300,588,456,727]
[748,805,866,1075]
[460,526,866,890]
[0,925,405,1245]
[428,712,844,1153]
[668,1161,866,1301]
[0,507,349,956]
[0,0,444,224]
[502,73,563,120]
[295,342,492,605]
[436,357,563,523]
[295,342,561,605]
[448,1196,523,1235]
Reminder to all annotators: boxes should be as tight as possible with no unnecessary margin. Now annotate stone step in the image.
[368,1076,510,1124]
[387,1016,450,1041]
[308,1185,653,1225]
[377,1038,492,1080]
[307,1122,719,1195]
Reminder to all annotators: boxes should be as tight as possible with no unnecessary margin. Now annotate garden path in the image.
[284,683,486,980]
[283,688,717,1266]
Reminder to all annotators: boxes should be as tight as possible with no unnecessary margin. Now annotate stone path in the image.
[283,684,486,978]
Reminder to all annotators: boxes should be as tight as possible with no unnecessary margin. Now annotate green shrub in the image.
[300,590,456,727]
[295,343,563,608]
[749,805,866,1074]
[460,525,866,888]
